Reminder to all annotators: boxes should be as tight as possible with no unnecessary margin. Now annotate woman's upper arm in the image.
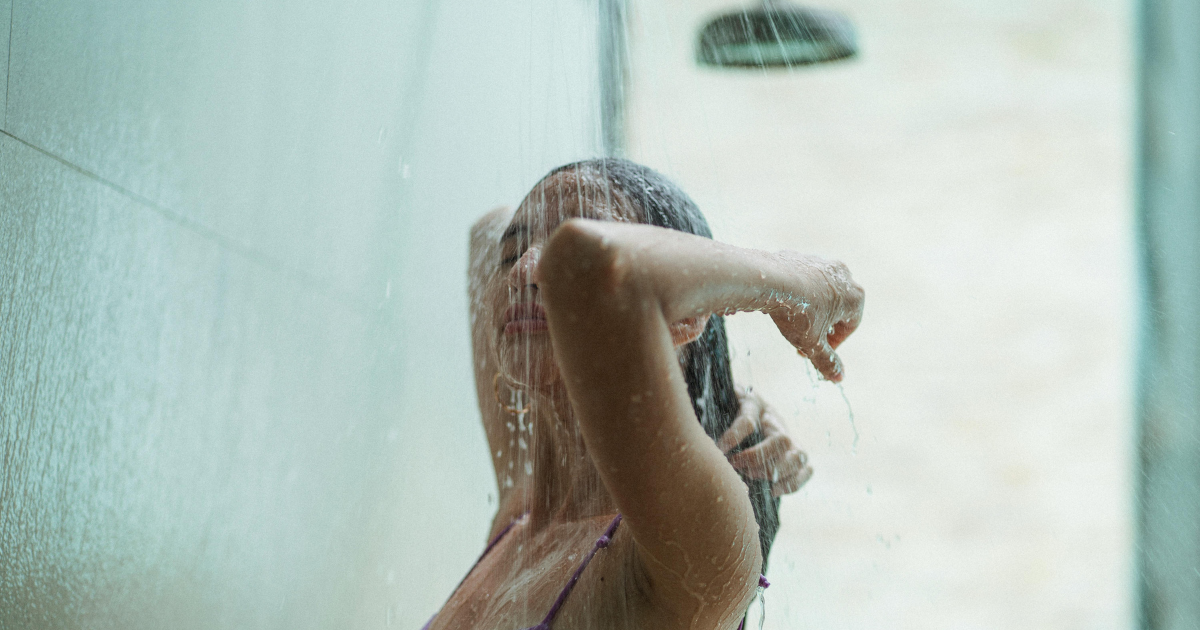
[538,220,760,621]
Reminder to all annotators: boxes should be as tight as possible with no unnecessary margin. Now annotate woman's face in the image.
[487,168,638,390]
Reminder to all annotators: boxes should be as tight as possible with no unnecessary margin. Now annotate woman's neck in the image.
[521,389,618,525]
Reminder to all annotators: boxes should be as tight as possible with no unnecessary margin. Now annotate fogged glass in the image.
[0,0,1132,628]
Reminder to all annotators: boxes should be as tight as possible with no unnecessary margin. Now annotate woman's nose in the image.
[507,245,541,294]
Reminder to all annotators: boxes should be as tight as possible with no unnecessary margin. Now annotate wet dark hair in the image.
[547,158,780,569]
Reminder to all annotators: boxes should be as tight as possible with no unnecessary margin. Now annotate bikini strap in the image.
[522,514,623,630]
[422,513,529,630]
[457,513,527,590]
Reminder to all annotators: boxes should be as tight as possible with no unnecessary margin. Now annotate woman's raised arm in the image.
[536,219,862,626]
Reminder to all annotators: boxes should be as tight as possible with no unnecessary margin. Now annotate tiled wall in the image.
[0,1,601,627]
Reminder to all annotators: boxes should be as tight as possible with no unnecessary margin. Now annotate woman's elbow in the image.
[539,219,638,305]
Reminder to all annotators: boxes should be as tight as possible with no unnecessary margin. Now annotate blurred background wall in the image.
[625,0,1134,628]
[0,0,600,627]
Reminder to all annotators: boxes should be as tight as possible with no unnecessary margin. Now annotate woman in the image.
[431,158,863,629]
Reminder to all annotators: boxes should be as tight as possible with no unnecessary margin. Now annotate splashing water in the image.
[835,382,859,453]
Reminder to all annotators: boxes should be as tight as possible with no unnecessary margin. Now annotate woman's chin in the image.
[498,349,559,391]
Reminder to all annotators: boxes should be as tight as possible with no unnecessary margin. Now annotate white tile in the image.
[0,132,406,625]
[1,0,9,122]
[5,0,431,303]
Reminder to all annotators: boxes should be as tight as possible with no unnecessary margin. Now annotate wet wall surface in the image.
[0,0,600,627]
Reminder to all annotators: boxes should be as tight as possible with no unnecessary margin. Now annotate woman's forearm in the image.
[546,219,808,324]
[541,218,861,383]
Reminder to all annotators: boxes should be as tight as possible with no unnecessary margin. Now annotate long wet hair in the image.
[547,158,780,569]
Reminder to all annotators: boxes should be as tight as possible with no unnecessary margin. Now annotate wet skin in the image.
[442,168,863,630]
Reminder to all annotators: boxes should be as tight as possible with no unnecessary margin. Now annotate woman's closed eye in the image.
[499,224,531,267]
[500,249,521,266]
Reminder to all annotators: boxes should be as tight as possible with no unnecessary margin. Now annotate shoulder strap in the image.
[422,513,528,630]
[522,514,623,630]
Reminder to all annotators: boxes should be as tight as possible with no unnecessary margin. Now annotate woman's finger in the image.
[729,435,792,479]
[756,407,785,439]
[718,400,762,453]
[774,449,806,479]
[828,318,858,350]
[771,465,814,497]
[806,337,844,383]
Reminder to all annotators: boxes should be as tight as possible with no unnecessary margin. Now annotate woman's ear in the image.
[669,315,710,347]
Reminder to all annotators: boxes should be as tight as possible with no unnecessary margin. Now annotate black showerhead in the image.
[696,1,857,68]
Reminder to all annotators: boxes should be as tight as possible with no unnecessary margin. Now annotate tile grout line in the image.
[4,0,13,128]
[0,128,376,315]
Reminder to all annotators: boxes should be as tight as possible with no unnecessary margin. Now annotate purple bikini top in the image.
[422,513,767,630]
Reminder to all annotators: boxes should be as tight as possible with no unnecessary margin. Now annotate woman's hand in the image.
[718,387,813,498]
[767,254,864,382]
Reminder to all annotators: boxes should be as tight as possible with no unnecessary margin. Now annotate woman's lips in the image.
[503,303,549,335]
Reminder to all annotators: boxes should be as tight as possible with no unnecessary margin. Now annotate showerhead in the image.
[696,1,857,68]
